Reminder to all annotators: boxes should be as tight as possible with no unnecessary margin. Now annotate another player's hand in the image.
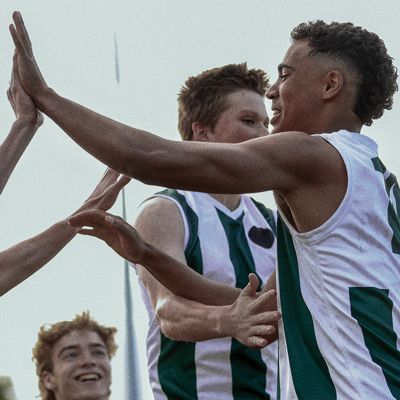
[68,209,147,264]
[73,168,131,215]
[221,273,281,349]
[9,11,48,98]
[8,50,43,128]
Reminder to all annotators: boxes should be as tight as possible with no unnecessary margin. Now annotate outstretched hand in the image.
[221,273,281,348]
[9,11,48,98]
[8,50,43,127]
[69,209,146,264]
[74,168,131,215]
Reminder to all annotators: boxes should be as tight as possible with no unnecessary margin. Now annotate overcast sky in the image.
[0,1,399,398]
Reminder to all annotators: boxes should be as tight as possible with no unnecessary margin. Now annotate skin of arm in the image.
[135,198,240,341]
[69,206,280,348]
[136,198,278,344]
[0,50,43,195]
[0,169,130,296]
[9,11,345,219]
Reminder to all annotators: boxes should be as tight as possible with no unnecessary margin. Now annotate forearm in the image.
[0,219,76,296]
[156,294,231,341]
[0,119,38,194]
[33,89,257,193]
[35,89,182,183]
[138,243,241,306]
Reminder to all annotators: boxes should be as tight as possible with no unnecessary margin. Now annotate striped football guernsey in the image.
[139,190,278,399]
[277,130,400,399]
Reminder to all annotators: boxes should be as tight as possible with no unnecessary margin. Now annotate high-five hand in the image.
[69,209,146,264]
[9,11,48,98]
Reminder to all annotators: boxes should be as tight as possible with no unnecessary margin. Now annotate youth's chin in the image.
[66,381,111,400]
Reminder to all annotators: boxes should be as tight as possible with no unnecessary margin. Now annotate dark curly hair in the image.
[178,63,269,140]
[291,20,398,126]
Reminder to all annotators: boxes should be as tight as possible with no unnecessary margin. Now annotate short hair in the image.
[178,63,269,140]
[291,20,398,126]
[32,311,117,400]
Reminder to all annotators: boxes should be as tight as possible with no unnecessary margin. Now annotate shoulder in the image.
[136,195,183,228]
[134,195,186,247]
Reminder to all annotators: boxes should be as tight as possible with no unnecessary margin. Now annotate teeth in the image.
[77,373,100,382]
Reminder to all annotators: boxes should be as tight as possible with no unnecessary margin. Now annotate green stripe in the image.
[158,336,197,400]
[277,216,336,399]
[156,189,202,399]
[217,209,269,399]
[372,157,400,254]
[350,287,400,398]
[250,198,277,235]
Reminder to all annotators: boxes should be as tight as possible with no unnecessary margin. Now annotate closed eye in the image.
[93,349,107,357]
[242,118,255,125]
[62,351,79,360]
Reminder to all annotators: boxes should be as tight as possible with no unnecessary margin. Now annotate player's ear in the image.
[322,70,344,100]
[192,121,213,142]
[42,370,56,391]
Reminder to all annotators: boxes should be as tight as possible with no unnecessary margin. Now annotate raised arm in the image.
[9,12,336,198]
[0,169,129,296]
[0,51,43,195]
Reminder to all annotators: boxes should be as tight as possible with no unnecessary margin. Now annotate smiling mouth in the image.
[75,373,101,382]
[270,109,282,126]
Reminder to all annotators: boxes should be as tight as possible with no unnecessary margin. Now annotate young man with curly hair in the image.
[136,63,278,399]
[32,312,117,400]
[11,15,400,398]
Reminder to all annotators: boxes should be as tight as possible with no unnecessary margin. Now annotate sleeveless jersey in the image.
[139,190,278,400]
[277,130,400,399]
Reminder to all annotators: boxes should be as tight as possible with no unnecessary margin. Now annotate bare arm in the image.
[0,169,130,296]
[9,12,336,197]
[0,219,74,296]
[0,51,43,195]
[136,197,241,306]
[69,204,280,347]
[154,278,278,346]
[135,198,240,341]
[71,204,243,306]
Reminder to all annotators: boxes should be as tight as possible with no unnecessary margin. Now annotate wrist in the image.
[140,240,158,266]
[215,305,233,338]
[33,86,56,109]
[12,117,40,131]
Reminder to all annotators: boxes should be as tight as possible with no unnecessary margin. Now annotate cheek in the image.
[103,362,112,382]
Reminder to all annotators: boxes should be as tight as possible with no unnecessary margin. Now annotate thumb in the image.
[241,273,259,297]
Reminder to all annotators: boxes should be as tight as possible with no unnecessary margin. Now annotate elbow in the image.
[156,310,179,340]
[155,299,182,341]
[157,318,178,340]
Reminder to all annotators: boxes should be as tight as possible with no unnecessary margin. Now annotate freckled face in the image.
[43,330,112,400]
[208,89,270,143]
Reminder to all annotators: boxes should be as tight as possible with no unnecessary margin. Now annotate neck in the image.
[312,107,362,134]
[208,193,241,211]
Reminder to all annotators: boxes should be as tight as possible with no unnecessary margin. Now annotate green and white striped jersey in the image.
[139,190,278,400]
[277,130,400,399]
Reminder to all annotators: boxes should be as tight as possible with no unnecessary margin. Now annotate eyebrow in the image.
[278,63,295,73]
[58,345,79,358]
[58,342,107,358]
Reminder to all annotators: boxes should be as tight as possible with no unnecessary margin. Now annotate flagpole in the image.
[115,32,141,400]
